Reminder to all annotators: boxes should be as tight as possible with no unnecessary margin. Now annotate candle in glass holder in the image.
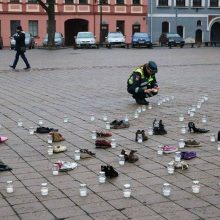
[98,171,106,183]
[137,133,143,143]
[64,116,69,123]
[47,134,52,144]
[124,114,129,122]
[203,94,208,101]
[217,142,220,151]
[111,139,117,148]
[197,101,201,109]
[202,115,207,123]
[102,114,108,121]
[192,180,200,193]
[181,125,186,134]
[79,183,87,197]
[179,114,184,122]
[29,127,34,135]
[52,164,59,175]
[118,154,125,165]
[17,119,23,127]
[148,103,152,109]
[123,184,131,198]
[141,105,146,112]
[189,111,195,117]
[90,114,95,122]
[41,183,48,196]
[157,144,163,155]
[148,127,153,136]
[178,139,185,148]
[175,151,181,162]
[134,111,139,119]
[167,161,174,174]
[74,149,80,161]
[38,118,43,125]
[91,131,97,140]
[6,180,14,193]
[106,122,110,130]
[162,183,171,197]
[47,145,53,155]
[210,134,216,142]
[137,107,142,114]
[191,105,196,112]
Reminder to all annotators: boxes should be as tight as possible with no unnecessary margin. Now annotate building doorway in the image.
[162,21,169,33]
[177,25,183,37]
[101,24,108,43]
[210,22,220,43]
[195,29,202,45]
[64,19,88,46]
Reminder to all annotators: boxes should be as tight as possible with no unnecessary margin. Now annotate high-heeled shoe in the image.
[153,119,167,135]
[188,122,209,133]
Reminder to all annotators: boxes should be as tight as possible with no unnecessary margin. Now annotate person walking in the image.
[127,61,159,105]
[10,25,31,70]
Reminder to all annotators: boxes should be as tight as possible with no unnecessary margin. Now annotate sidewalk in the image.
[0,47,220,220]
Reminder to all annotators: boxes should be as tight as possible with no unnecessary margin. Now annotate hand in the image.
[144,89,153,94]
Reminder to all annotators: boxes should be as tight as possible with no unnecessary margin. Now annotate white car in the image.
[74,32,98,49]
[105,32,126,48]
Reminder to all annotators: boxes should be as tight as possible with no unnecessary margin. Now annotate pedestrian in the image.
[10,25,31,70]
[127,61,159,105]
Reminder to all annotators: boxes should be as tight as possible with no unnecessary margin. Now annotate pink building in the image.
[0,0,147,47]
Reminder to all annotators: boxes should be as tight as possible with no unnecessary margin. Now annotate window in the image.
[10,0,19,3]
[158,0,168,6]
[176,0,185,7]
[197,20,202,26]
[65,0,74,3]
[210,0,218,7]
[29,21,38,37]
[193,0,201,7]
[162,21,169,33]
[28,0,37,3]
[100,0,108,4]
[79,0,87,4]
[116,0,124,5]
[10,20,20,36]
[133,0,140,4]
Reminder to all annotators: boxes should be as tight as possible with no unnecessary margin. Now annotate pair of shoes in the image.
[0,160,12,172]
[101,165,118,178]
[188,122,209,133]
[163,145,178,153]
[96,130,112,137]
[9,65,15,69]
[169,160,189,170]
[49,131,65,142]
[110,120,130,129]
[135,98,149,105]
[181,151,197,160]
[185,140,201,147]
[95,140,111,149]
[35,127,58,134]
[55,160,77,172]
[23,66,31,70]
[121,149,139,163]
[80,149,96,159]
[153,119,167,135]
[135,130,148,142]
[53,145,67,153]
[0,136,8,143]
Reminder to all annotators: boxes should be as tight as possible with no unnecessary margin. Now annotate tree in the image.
[37,0,55,47]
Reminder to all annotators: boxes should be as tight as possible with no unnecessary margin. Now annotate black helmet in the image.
[148,61,158,73]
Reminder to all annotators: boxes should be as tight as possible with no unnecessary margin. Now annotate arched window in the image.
[197,20,202,26]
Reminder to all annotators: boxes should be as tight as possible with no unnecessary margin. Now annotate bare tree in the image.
[37,0,55,47]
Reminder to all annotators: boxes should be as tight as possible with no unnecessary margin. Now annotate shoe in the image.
[171,160,189,170]
[153,119,167,135]
[163,145,178,153]
[53,145,67,153]
[49,131,65,142]
[95,140,111,149]
[24,66,31,70]
[0,136,8,143]
[188,122,209,133]
[9,65,15,69]
[35,127,58,134]
[96,130,112,137]
[55,160,77,172]
[135,130,142,142]
[185,140,201,147]
[141,130,148,141]
[0,160,12,172]
[80,149,96,159]
[110,120,130,129]
[121,149,139,163]
[101,165,118,178]
[135,98,149,105]
[181,151,197,160]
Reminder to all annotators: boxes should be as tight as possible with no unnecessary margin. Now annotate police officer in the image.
[127,61,159,105]
[10,25,31,70]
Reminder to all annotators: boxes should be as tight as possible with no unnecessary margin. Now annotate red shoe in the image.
[95,140,111,149]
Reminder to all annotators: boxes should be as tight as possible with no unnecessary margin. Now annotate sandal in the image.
[53,145,67,153]
[35,127,58,134]
[80,149,96,159]
[55,160,77,172]
[170,160,189,170]
[95,140,111,149]
[163,145,178,153]
[0,136,8,143]
[181,151,197,160]
[96,130,112,137]
[49,132,65,142]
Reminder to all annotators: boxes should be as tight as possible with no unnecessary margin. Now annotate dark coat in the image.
[14,31,25,51]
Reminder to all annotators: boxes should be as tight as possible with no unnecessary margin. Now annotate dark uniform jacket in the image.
[14,32,26,51]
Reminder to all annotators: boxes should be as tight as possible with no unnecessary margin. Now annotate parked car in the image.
[10,32,35,49]
[159,33,185,48]
[43,32,64,47]
[105,32,126,48]
[74,31,98,49]
[0,36,3,49]
[131,32,152,48]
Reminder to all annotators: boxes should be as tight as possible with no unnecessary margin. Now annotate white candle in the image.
[7,187,13,193]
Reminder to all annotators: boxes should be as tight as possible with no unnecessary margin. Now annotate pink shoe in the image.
[0,136,8,143]
[163,145,178,153]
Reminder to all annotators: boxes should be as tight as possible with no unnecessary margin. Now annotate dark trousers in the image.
[12,50,30,68]
[128,87,157,101]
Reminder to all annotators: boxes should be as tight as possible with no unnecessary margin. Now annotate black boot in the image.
[188,122,209,133]
[158,120,167,135]
[141,130,148,141]
[135,130,142,142]
[135,98,149,105]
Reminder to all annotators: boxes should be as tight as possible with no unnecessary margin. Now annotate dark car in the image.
[0,36,3,49]
[10,32,35,49]
[132,32,152,48]
[159,33,185,48]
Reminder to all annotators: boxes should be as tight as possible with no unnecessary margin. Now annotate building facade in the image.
[0,0,147,47]
[148,0,220,44]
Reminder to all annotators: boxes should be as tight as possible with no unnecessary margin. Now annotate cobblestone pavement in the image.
[0,47,220,220]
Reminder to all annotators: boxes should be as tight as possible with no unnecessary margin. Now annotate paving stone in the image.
[189,206,220,219]
[18,211,54,220]
[50,206,86,218]
[12,201,46,214]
